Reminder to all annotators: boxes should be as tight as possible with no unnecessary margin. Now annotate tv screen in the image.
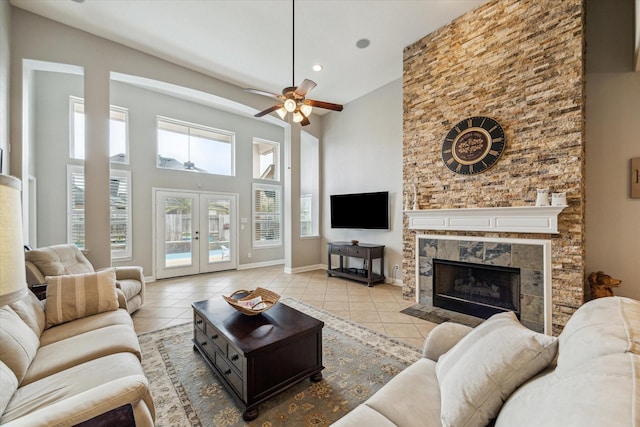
[330,191,389,229]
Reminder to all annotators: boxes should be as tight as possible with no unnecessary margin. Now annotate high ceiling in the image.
[10,0,487,108]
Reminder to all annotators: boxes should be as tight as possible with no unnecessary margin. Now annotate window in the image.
[70,97,129,163]
[300,132,319,237]
[67,165,132,259]
[252,183,282,248]
[157,117,234,176]
[252,138,279,181]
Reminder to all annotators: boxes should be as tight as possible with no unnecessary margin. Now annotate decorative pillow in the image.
[45,269,119,328]
[436,311,558,427]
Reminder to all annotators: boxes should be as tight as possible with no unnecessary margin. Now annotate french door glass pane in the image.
[206,199,231,263]
[164,197,193,267]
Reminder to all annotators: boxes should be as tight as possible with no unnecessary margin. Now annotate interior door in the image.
[155,190,237,279]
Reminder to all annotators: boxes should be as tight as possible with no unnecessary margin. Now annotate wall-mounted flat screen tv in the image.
[330,191,389,229]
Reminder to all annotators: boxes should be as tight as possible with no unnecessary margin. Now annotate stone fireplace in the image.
[401,0,585,335]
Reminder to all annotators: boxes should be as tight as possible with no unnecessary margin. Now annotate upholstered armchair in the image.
[25,244,145,314]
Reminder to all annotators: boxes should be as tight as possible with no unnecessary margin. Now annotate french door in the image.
[155,189,237,279]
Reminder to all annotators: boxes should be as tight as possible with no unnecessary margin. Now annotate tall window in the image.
[70,96,129,163]
[252,138,279,181]
[67,165,132,260]
[300,132,319,237]
[252,183,282,248]
[157,117,234,176]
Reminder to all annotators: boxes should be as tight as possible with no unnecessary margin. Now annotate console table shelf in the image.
[327,242,385,287]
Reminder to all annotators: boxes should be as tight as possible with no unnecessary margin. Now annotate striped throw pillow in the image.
[45,269,119,328]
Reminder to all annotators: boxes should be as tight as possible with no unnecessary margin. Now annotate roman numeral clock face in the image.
[441,116,506,175]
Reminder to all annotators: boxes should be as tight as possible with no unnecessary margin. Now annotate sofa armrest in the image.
[422,322,473,361]
[113,266,144,282]
[25,260,46,287]
[0,375,153,427]
[116,288,128,310]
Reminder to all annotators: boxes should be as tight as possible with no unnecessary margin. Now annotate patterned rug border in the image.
[138,297,422,426]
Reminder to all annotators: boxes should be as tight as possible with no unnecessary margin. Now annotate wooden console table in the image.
[327,242,385,287]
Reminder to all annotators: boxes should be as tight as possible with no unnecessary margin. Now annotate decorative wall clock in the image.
[441,116,506,175]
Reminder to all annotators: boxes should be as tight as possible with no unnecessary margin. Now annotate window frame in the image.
[69,96,130,164]
[252,183,282,249]
[67,165,133,260]
[252,138,280,181]
[156,116,235,176]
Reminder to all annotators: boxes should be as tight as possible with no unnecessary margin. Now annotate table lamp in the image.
[0,175,28,306]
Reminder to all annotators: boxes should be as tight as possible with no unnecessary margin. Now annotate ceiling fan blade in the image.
[300,112,311,126]
[306,99,344,112]
[294,79,317,97]
[254,104,283,118]
[245,88,282,100]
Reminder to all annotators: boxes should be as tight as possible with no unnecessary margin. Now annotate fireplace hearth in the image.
[433,259,520,320]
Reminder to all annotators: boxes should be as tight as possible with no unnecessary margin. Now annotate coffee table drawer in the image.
[227,345,244,374]
[206,324,227,354]
[194,313,206,333]
[194,328,216,361]
[215,353,243,397]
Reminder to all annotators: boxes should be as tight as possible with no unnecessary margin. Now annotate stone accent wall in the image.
[402,0,585,334]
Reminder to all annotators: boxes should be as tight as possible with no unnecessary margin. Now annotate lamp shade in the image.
[0,175,28,306]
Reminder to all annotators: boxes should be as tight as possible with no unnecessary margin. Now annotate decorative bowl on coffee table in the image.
[223,287,280,316]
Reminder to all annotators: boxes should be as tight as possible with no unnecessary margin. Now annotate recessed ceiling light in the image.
[312,64,323,72]
[356,38,370,49]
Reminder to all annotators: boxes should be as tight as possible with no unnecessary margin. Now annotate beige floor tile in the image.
[350,310,382,323]
[383,323,422,338]
[349,302,377,312]
[377,311,416,324]
[323,301,350,311]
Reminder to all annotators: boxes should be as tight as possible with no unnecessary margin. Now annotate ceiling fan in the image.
[246,0,343,126]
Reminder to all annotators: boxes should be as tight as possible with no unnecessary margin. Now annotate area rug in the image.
[139,298,422,427]
[400,303,483,328]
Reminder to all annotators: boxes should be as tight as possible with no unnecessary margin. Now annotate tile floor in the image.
[132,265,438,349]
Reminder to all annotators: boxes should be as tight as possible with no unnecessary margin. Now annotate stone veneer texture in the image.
[402,0,585,334]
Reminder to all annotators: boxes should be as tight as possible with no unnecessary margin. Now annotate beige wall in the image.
[402,0,585,333]
[585,0,640,300]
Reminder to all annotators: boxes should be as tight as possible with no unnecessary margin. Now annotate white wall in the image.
[30,71,284,274]
[9,8,311,275]
[322,79,403,283]
[585,0,640,299]
[0,1,9,174]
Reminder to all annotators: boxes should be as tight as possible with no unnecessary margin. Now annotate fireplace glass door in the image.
[433,259,520,319]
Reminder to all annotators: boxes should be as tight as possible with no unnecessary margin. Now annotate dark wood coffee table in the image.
[192,298,324,421]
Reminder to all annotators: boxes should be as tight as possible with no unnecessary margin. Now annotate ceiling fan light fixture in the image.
[276,107,287,119]
[284,98,297,113]
[292,111,304,123]
[300,104,312,116]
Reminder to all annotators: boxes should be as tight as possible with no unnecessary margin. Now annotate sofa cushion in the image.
[0,352,153,425]
[436,311,558,427]
[365,358,442,427]
[557,296,640,372]
[9,292,46,338]
[25,244,95,277]
[0,361,18,417]
[45,269,119,328]
[495,352,640,426]
[21,323,142,386]
[0,307,40,385]
[39,308,133,347]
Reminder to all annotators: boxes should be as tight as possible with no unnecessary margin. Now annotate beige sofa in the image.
[333,296,639,426]
[0,269,155,426]
[25,244,145,314]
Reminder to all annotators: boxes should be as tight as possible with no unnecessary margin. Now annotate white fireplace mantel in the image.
[405,206,567,234]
